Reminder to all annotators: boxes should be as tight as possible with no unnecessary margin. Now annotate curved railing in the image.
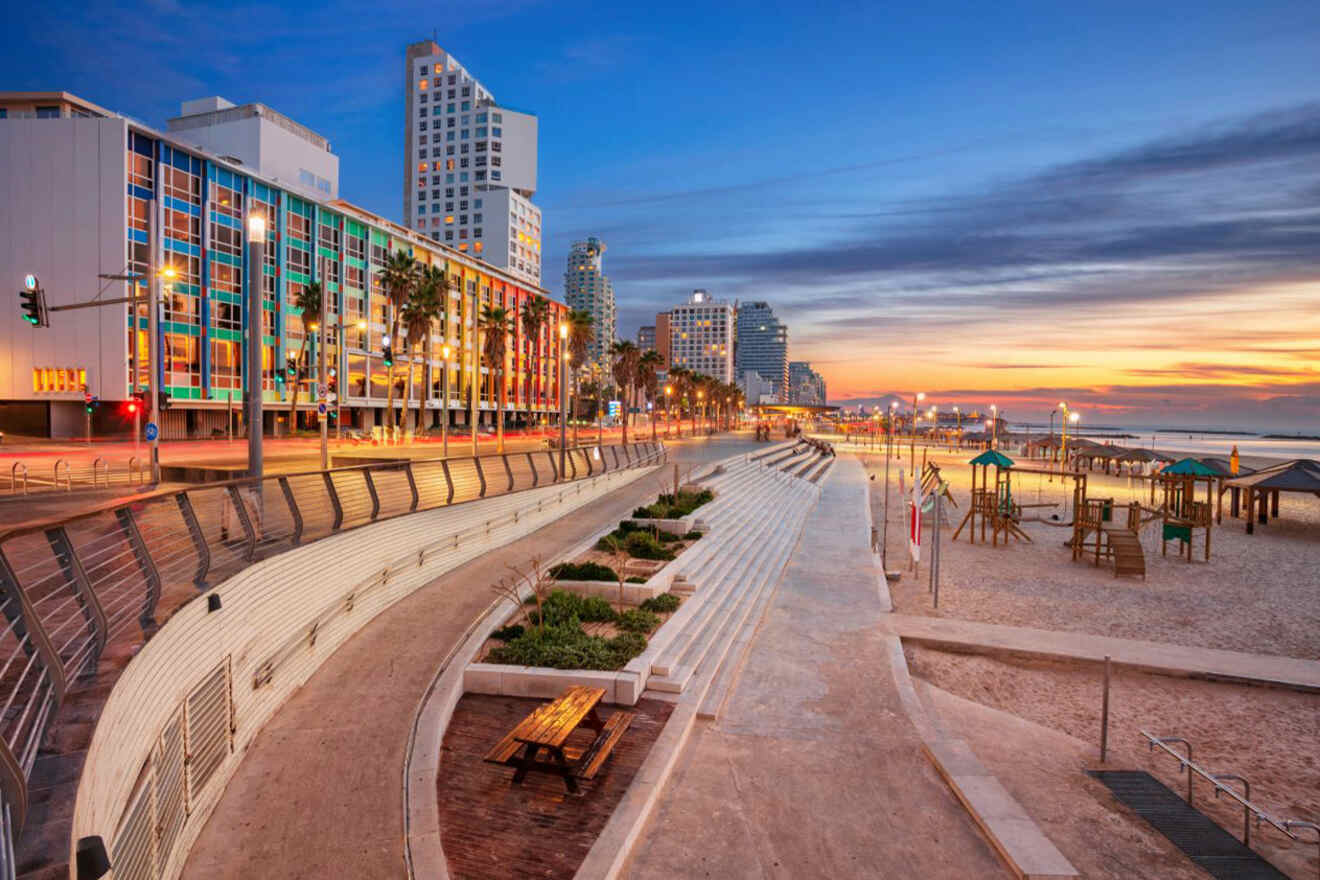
[0,441,665,879]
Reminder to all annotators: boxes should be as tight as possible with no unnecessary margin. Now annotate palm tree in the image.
[401,267,444,437]
[287,280,323,432]
[520,297,549,429]
[728,383,745,431]
[479,303,515,453]
[610,340,640,445]
[668,367,692,437]
[381,250,419,434]
[638,350,663,442]
[566,309,594,446]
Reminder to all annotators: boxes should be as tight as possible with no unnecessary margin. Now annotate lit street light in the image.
[559,322,569,478]
[441,344,451,458]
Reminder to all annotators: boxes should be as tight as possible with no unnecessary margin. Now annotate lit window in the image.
[434,63,443,74]
[474,242,483,253]
[418,162,428,172]
[419,78,428,90]
[445,215,454,224]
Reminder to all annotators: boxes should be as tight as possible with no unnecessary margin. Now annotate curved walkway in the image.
[183,438,754,878]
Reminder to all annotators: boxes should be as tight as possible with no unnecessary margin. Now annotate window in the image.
[461,100,470,111]
[474,213,482,223]
[419,65,428,76]
[419,121,427,131]
[432,188,441,199]
[445,159,455,171]
[460,186,468,196]
[460,214,468,224]
[493,113,502,123]
[447,88,455,98]
[491,171,501,181]
[418,78,428,90]
[432,148,442,158]
[446,173,454,182]
[492,127,502,137]
[476,127,487,137]
[475,141,487,152]
[35,106,60,118]
[445,230,454,241]
[446,145,454,155]
[448,74,456,85]
[460,158,468,168]
[418,203,426,213]
[419,94,428,103]
[0,109,6,119]
[460,129,469,139]
[447,103,455,113]
[445,202,454,211]
[474,227,482,237]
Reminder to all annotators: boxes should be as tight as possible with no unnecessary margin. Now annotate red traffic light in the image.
[126,401,138,414]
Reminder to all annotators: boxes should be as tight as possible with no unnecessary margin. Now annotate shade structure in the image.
[1223,459,1320,492]
[1199,457,1254,477]
[969,450,1016,468]
[1116,448,1160,463]
[1162,457,1218,476]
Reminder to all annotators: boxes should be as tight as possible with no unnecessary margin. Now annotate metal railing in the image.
[1141,730,1319,875]
[0,440,665,877]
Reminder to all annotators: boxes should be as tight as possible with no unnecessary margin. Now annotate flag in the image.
[909,471,922,564]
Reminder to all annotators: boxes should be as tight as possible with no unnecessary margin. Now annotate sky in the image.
[9,0,1320,430]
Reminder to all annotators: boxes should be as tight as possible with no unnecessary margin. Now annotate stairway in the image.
[1106,529,1146,578]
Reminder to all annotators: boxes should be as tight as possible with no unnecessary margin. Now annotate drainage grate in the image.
[1089,771,1289,880]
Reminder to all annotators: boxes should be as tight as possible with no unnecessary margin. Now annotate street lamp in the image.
[246,214,266,489]
[441,344,451,457]
[664,384,673,438]
[953,406,961,448]
[910,391,925,470]
[697,389,705,433]
[559,322,569,477]
[990,403,998,449]
[1058,401,1070,469]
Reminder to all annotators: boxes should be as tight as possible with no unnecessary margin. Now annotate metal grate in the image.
[112,772,157,880]
[1089,771,1289,879]
[153,706,187,860]
[185,662,231,801]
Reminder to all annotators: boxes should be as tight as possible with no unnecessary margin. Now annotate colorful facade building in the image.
[0,91,566,439]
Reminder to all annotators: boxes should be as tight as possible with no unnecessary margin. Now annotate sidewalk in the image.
[625,457,1009,879]
[181,438,755,879]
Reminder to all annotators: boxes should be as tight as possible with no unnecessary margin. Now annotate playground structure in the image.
[1071,495,1148,578]
[1153,459,1215,561]
[952,451,1031,546]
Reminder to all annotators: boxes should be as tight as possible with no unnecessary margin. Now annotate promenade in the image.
[626,458,1009,878]
[181,436,753,878]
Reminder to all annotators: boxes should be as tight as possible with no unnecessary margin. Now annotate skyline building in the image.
[403,41,542,285]
[637,325,656,351]
[789,361,827,405]
[734,301,788,402]
[0,90,566,439]
[563,237,616,368]
[668,290,734,382]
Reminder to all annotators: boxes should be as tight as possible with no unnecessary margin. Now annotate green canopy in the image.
[969,450,1016,469]
[1162,457,1217,476]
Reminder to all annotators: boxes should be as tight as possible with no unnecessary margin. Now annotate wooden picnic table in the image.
[485,685,634,793]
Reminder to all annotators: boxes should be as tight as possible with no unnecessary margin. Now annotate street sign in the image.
[145,422,159,441]
[317,383,327,399]
[83,391,92,404]
[317,402,328,416]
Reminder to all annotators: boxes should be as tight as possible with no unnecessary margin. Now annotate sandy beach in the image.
[860,445,1319,879]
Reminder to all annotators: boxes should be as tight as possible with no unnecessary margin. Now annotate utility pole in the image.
[247,215,267,487]
[559,322,569,478]
[147,270,168,484]
[441,344,451,457]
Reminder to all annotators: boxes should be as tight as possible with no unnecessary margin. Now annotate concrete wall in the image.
[0,116,129,401]
[497,109,538,194]
[71,463,658,880]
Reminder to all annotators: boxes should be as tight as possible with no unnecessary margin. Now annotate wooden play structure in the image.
[953,450,1031,546]
[1154,459,1215,561]
[1071,495,1147,578]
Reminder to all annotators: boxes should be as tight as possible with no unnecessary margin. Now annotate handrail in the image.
[8,463,26,496]
[53,459,71,492]
[0,439,667,869]
[1140,729,1317,864]
[91,457,109,489]
[128,456,143,486]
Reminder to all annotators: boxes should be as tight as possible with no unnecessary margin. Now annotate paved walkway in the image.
[883,614,1320,692]
[183,437,755,879]
[626,458,1009,879]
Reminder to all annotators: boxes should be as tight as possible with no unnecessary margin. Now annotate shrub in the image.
[491,624,524,642]
[655,530,684,543]
[486,623,646,670]
[615,608,660,633]
[595,520,648,551]
[632,488,714,520]
[623,531,675,561]
[640,593,681,613]
[625,576,647,584]
[539,589,616,626]
[549,561,618,582]
[683,530,703,540]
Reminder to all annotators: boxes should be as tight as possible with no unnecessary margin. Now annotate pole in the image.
[148,272,162,484]
[226,394,233,442]
[932,489,942,608]
[246,215,266,488]
[1100,655,1111,762]
[882,426,892,571]
[558,352,567,479]
[442,350,450,458]
[318,255,329,471]
[471,312,479,457]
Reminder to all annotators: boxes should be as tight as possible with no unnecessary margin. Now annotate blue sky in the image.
[9,0,1320,427]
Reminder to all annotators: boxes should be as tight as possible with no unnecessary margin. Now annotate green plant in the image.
[683,530,703,540]
[615,608,660,633]
[655,530,684,543]
[539,589,617,626]
[623,531,675,561]
[631,488,714,520]
[491,624,525,642]
[625,576,647,584]
[640,593,681,613]
[549,561,618,582]
[486,623,647,670]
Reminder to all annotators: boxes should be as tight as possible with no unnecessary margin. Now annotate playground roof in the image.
[969,450,1016,468]
[1162,458,1218,476]
[1116,448,1160,462]
[1199,457,1254,477]
[1224,459,1320,492]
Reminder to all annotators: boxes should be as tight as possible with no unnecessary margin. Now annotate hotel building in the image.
[667,290,734,382]
[0,91,567,439]
[734,301,788,402]
[788,361,827,405]
[636,325,656,351]
[403,41,542,286]
[563,238,616,368]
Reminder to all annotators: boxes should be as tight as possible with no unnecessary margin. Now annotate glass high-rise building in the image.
[564,237,616,367]
[735,301,788,402]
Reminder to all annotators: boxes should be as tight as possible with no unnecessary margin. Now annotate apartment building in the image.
[564,237,616,367]
[667,290,734,382]
[734,301,788,402]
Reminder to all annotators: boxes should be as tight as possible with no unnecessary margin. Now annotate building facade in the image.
[636,325,655,351]
[668,290,734,382]
[788,361,827,405]
[0,93,567,439]
[737,370,777,405]
[734,301,788,402]
[403,41,542,285]
[654,312,671,372]
[563,238,616,368]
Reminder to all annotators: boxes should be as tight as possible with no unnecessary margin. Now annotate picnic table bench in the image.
[484,686,635,793]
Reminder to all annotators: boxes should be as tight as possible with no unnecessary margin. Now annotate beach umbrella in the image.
[969,449,1016,469]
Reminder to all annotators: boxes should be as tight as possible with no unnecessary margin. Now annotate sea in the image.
[1006,422,1320,463]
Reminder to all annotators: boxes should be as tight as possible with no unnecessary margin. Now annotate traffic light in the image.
[19,275,47,327]
[85,395,98,414]
[286,356,298,383]
[157,390,171,412]
[382,342,393,367]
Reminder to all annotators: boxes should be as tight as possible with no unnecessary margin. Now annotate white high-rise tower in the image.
[404,41,542,285]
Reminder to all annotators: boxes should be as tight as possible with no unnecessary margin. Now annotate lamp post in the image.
[559,322,568,477]
[441,344,451,458]
[953,406,961,448]
[910,392,925,471]
[246,214,266,486]
[697,389,705,434]
[1059,401,1070,469]
[990,404,998,449]
[664,384,673,438]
